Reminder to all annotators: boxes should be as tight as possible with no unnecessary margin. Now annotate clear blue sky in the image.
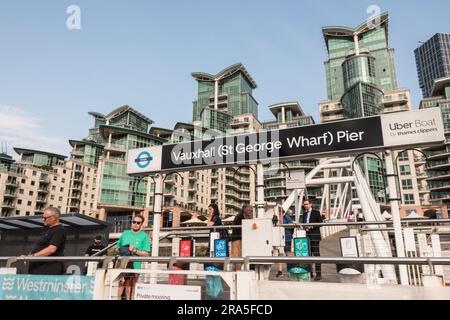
[0,0,449,156]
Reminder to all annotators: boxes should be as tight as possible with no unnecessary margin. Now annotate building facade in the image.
[0,149,97,217]
[420,77,450,214]
[415,33,450,98]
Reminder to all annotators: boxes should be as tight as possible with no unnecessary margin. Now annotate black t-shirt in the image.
[29,224,66,275]
[31,224,66,256]
[85,244,106,256]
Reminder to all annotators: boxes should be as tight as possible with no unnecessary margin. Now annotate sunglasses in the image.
[132,221,142,225]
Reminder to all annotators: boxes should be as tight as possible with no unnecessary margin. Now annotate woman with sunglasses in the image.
[116,214,151,300]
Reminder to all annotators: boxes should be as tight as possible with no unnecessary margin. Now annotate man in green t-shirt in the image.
[116,214,151,300]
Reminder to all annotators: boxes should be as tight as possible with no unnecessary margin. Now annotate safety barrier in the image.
[2,255,450,300]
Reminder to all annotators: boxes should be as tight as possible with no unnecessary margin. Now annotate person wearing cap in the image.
[85,235,106,257]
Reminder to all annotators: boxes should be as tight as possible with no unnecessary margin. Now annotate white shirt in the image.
[306,209,312,223]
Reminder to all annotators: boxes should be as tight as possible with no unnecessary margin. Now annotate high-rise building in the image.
[322,12,397,110]
[192,63,258,127]
[420,77,450,213]
[190,64,259,216]
[415,33,450,98]
[70,106,166,227]
[318,12,426,215]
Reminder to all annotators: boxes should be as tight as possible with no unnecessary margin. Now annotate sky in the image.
[0,0,449,157]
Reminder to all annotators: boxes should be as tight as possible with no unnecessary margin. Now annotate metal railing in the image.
[2,256,450,271]
[141,219,450,233]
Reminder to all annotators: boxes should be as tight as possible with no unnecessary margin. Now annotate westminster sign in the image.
[0,275,95,300]
[127,108,444,175]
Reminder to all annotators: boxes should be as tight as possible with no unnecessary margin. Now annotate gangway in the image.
[273,157,397,282]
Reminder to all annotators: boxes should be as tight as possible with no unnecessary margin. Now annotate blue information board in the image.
[0,274,95,300]
[214,239,228,258]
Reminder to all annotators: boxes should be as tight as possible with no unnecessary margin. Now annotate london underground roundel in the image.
[135,151,153,169]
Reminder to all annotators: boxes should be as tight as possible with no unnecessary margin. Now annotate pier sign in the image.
[128,108,444,175]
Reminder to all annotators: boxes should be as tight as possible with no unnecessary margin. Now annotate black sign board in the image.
[161,116,383,171]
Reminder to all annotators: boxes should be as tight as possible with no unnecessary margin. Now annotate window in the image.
[31,181,35,186]
[32,171,37,176]
[403,194,415,205]
[61,178,65,183]
[19,189,24,194]
[29,191,33,196]
[398,151,409,161]
[52,186,56,191]
[51,195,55,200]
[402,179,413,190]
[60,187,64,192]
[16,210,20,215]
[18,200,22,205]
[27,201,32,206]
[400,165,411,175]
[54,176,57,181]
[63,170,67,174]
[26,212,30,216]
[21,179,26,184]
[59,197,63,201]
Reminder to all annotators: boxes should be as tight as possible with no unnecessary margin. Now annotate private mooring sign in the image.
[127,108,444,175]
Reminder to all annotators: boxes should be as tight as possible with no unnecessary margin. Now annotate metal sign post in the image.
[256,163,265,218]
[384,150,409,285]
[150,174,163,284]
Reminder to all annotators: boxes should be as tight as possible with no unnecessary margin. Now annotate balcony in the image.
[230,118,250,128]
[264,174,285,181]
[36,196,48,203]
[428,181,450,191]
[414,157,426,165]
[1,202,15,209]
[107,156,126,164]
[72,183,82,191]
[429,192,450,201]
[211,171,219,178]
[320,104,344,114]
[73,175,83,183]
[427,170,450,181]
[425,149,449,160]
[164,177,175,185]
[39,176,50,184]
[418,186,429,194]
[225,192,241,200]
[426,159,450,170]
[187,198,196,204]
[71,150,84,157]
[37,187,49,194]
[225,200,241,210]
[322,114,345,122]
[5,180,19,187]
[266,183,286,189]
[3,191,18,199]
[188,173,197,180]
[105,143,127,153]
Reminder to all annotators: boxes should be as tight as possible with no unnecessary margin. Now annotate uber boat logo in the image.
[381,108,444,148]
[127,146,163,175]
